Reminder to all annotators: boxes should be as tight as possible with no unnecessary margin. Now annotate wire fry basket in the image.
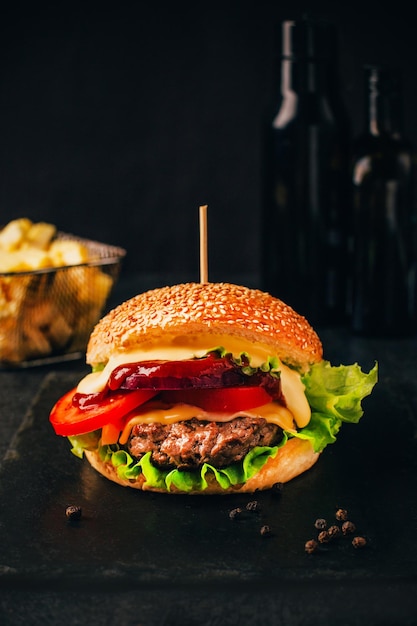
[0,232,126,367]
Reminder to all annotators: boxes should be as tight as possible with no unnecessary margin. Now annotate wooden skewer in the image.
[199,204,208,283]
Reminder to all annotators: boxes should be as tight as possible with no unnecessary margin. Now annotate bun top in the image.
[86,282,323,369]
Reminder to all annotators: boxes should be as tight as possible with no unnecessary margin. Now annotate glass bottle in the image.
[261,17,351,328]
[350,65,416,336]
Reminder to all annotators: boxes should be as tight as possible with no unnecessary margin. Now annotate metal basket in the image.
[0,233,126,367]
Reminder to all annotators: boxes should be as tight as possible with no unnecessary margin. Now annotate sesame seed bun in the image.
[86,282,323,369]
[84,437,319,494]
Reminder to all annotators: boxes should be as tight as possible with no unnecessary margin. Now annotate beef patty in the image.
[127,416,283,471]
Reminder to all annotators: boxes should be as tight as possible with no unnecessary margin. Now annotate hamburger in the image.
[49,282,377,494]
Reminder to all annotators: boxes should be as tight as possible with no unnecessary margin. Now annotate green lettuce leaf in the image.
[103,444,283,493]
[68,431,100,458]
[294,360,378,453]
[213,346,281,377]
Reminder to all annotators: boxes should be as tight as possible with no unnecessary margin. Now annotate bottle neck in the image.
[365,66,404,138]
[366,68,384,136]
[278,18,341,100]
[280,57,329,96]
[273,19,347,131]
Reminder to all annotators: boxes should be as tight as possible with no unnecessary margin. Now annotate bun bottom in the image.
[84,438,320,495]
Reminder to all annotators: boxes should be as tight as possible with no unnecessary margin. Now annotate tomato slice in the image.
[161,386,273,413]
[49,387,158,436]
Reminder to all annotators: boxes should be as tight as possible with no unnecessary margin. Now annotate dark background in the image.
[0,0,416,287]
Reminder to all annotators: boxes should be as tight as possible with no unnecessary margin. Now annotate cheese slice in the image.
[119,400,296,445]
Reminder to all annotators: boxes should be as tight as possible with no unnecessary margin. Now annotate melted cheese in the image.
[77,335,311,429]
[279,365,310,428]
[119,400,296,445]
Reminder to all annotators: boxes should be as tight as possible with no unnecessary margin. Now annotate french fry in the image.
[0,250,22,273]
[25,222,57,250]
[0,218,32,252]
[0,276,30,317]
[49,240,89,267]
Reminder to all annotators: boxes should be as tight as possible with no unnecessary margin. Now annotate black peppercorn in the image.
[305,539,318,554]
[246,500,260,512]
[335,508,348,522]
[229,507,243,520]
[327,525,341,539]
[342,520,356,535]
[352,536,367,549]
[318,530,330,543]
[66,505,82,521]
[314,518,327,530]
[260,525,272,537]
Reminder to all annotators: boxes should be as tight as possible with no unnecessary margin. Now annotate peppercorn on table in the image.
[0,274,416,626]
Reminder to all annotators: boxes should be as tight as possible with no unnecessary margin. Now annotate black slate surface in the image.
[1,336,417,625]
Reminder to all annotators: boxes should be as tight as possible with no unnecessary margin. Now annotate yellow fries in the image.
[0,219,89,272]
[0,219,120,363]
